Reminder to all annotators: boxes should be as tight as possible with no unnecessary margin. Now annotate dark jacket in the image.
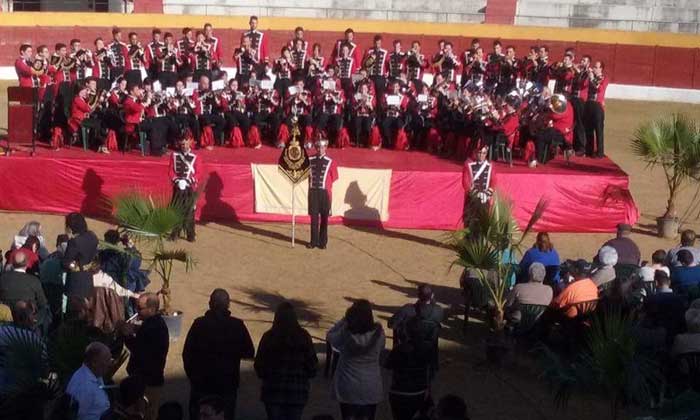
[603,237,641,266]
[62,231,99,298]
[0,269,48,313]
[384,342,431,394]
[254,326,318,405]
[182,309,255,392]
[124,314,169,386]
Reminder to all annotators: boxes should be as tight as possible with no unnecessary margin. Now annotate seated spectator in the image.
[670,249,700,292]
[592,246,617,287]
[643,271,686,345]
[519,232,560,284]
[0,302,12,323]
[99,229,130,286]
[602,223,640,266]
[550,260,598,318]
[671,308,700,358]
[197,395,225,420]
[10,220,49,260]
[327,300,385,420]
[7,235,42,275]
[157,402,184,420]
[667,229,700,268]
[639,249,671,283]
[0,250,49,330]
[505,262,553,323]
[254,301,318,420]
[111,375,147,419]
[66,342,113,420]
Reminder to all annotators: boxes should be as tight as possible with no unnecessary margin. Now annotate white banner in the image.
[253,164,391,221]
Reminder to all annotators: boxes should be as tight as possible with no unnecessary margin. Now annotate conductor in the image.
[307,139,338,249]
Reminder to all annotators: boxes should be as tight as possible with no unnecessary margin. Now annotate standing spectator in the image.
[65,342,113,420]
[0,250,48,331]
[327,300,385,420]
[119,293,169,420]
[183,289,255,420]
[591,246,617,287]
[667,229,700,268]
[519,232,561,284]
[504,262,553,323]
[62,213,99,298]
[254,301,318,420]
[39,234,69,326]
[601,223,640,266]
[644,271,686,346]
[384,330,433,420]
[670,249,700,292]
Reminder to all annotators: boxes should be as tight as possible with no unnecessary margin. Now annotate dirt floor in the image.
[2,79,700,419]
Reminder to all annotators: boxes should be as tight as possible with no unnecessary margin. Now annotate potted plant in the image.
[113,191,196,339]
[451,192,546,364]
[631,113,700,238]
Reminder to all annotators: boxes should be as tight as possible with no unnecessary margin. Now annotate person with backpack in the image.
[387,284,444,378]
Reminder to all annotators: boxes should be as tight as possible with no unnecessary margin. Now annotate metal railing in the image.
[515,14,700,34]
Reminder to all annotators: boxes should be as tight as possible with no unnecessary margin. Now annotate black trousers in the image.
[308,188,330,247]
[389,392,430,420]
[585,100,605,157]
[125,69,143,87]
[340,78,354,102]
[570,96,586,153]
[339,403,376,420]
[158,71,178,88]
[174,113,200,142]
[381,116,403,148]
[411,116,435,150]
[535,127,567,164]
[81,118,103,149]
[141,116,178,155]
[254,111,281,143]
[170,185,196,241]
[199,113,226,145]
[193,69,212,82]
[110,66,125,82]
[316,113,343,144]
[352,115,373,146]
[189,387,237,420]
[96,78,111,93]
[275,78,293,101]
[224,110,252,133]
[370,75,386,100]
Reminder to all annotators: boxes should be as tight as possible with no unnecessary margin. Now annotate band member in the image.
[585,61,608,158]
[143,29,163,80]
[282,79,313,145]
[192,74,226,148]
[431,39,446,73]
[290,37,308,82]
[288,26,308,53]
[499,45,519,95]
[125,32,146,87]
[521,46,539,82]
[307,139,338,249]
[336,44,358,102]
[406,40,427,88]
[172,79,201,141]
[552,52,576,96]
[69,39,92,82]
[274,46,295,100]
[315,73,345,147]
[332,28,361,64]
[107,26,128,82]
[410,82,438,149]
[178,27,195,78]
[169,131,201,242]
[362,35,388,101]
[351,82,376,147]
[571,55,591,155]
[462,145,494,227]
[223,78,251,144]
[381,80,410,149]
[532,93,573,166]
[387,40,406,83]
[440,42,461,83]
[157,33,181,88]
[49,43,74,126]
[242,16,269,71]
[15,44,40,88]
[535,45,551,88]
[92,38,114,92]
[122,82,147,148]
[203,23,224,78]
[234,34,258,86]
[192,31,213,81]
[306,43,326,90]
[69,81,104,152]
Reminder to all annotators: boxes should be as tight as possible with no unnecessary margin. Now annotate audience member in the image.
[639,249,670,284]
[12,220,50,259]
[667,229,700,268]
[197,395,226,420]
[39,234,70,324]
[671,308,700,358]
[62,212,99,298]
[550,260,599,318]
[0,302,12,322]
[254,301,318,420]
[591,245,617,287]
[505,262,553,323]
[66,342,113,420]
[119,293,169,420]
[99,229,130,286]
[327,300,385,420]
[670,249,700,293]
[7,235,42,275]
[157,402,184,420]
[433,394,470,420]
[111,375,148,419]
[0,250,49,331]
[519,232,560,284]
[183,288,255,420]
[643,271,686,346]
[601,223,640,266]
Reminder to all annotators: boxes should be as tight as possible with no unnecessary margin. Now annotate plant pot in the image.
[657,216,679,239]
[162,310,184,340]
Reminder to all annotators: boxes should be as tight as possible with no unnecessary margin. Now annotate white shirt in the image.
[66,364,110,420]
[92,270,138,298]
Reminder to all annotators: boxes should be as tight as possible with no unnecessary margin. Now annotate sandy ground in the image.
[2,79,700,419]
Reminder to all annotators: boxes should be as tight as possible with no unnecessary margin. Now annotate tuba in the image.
[362,52,376,71]
[549,93,567,114]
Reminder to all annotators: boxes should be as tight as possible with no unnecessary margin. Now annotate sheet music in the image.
[211,79,225,91]
[386,95,401,106]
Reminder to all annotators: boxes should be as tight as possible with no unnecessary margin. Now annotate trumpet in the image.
[129,42,144,59]
[406,49,422,67]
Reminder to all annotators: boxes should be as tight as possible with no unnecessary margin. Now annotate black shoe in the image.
[319,244,327,250]
[186,236,195,243]
[306,244,316,249]
[575,150,585,157]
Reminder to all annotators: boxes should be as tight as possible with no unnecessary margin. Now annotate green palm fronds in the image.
[153,249,196,273]
[113,192,186,240]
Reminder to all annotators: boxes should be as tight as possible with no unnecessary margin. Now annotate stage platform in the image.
[0,144,639,232]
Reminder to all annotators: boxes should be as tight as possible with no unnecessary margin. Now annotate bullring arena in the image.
[1,3,700,420]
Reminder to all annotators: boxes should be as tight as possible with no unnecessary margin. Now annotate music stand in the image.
[6,86,40,156]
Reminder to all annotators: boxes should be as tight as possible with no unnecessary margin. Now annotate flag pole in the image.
[291,182,296,248]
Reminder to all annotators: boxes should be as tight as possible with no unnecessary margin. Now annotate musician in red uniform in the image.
[306,43,326,91]
[531,93,573,166]
[223,78,251,143]
[307,139,338,249]
[387,40,406,83]
[535,45,551,88]
[440,42,461,84]
[351,82,376,148]
[552,52,576,97]
[274,47,296,100]
[92,38,113,92]
[107,27,128,82]
[191,31,214,81]
[203,22,224,78]
[290,37,308,82]
[145,28,164,80]
[122,83,146,146]
[192,74,226,148]
[157,33,181,88]
[462,145,495,226]
[332,28,362,64]
[364,35,389,100]
[178,27,195,78]
[282,79,313,146]
[15,44,40,88]
[234,34,258,86]
[410,82,438,149]
[406,41,427,90]
[68,39,92,83]
[381,80,410,149]
[242,16,269,75]
[251,80,281,147]
[125,32,146,87]
[315,74,345,146]
[585,61,608,158]
[571,55,591,155]
[336,44,358,103]
[169,131,201,242]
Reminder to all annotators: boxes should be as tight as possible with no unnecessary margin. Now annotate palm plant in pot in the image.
[113,191,196,339]
[631,113,700,238]
[451,192,546,363]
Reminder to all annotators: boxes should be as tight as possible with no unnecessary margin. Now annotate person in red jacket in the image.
[531,93,573,167]
[204,22,225,78]
[169,131,202,242]
[307,139,338,249]
[381,80,410,149]
[15,44,40,88]
[241,16,268,76]
[122,83,146,145]
[585,61,609,158]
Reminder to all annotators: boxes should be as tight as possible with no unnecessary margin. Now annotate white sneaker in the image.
[528,160,537,168]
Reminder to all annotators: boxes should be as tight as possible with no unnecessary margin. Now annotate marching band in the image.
[14,18,608,165]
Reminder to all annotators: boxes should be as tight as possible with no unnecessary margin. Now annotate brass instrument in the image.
[32,56,46,73]
[549,93,567,114]
[362,51,376,71]
[406,49,421,67]
[195,41,212,58]
[129,42,144,59]
[50,53,63,67]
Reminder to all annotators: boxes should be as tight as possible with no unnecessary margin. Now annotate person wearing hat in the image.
[169,130,201,242]
[462,145,495,227]
[549,259,598,318]
[601,223,640,266]
[307,139,338,249]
